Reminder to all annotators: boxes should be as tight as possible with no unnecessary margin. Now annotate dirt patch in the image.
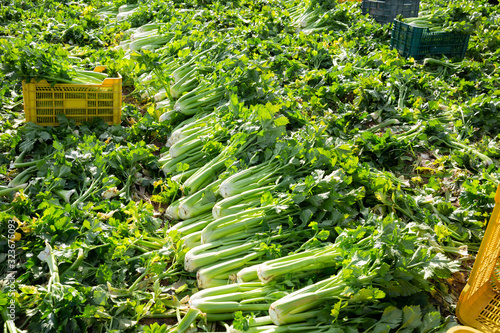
[139,317,178,327]
[431,256,475,318]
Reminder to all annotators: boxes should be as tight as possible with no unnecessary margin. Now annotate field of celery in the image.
[1,0,499,332]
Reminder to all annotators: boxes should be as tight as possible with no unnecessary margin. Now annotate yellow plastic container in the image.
[455,183,500,332]
[447,326,484,333]
[22,66,122,126]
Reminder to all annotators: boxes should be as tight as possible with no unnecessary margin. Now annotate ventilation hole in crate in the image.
[98,101,113,107]
[36,101,53,107]
[98,93,113,100]
[36,92,53,99]
[54,92,64,99]
[65,109,87,115]
[65,92,86,99]
[37,116,56,124]
[54,101,63,107]
[88,109,97,115]
[88,93,97,99]
[88,101,97,107]
[55,109,65,115]
[98,108,113,115]
[36,109,56,116]
[478,294,500,331]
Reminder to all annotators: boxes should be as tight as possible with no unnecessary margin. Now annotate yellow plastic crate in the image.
[448,326,483,333]
[22,66,122,126]
[456,183,500,332]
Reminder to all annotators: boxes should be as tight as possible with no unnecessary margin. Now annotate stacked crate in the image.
[361,0,420,25]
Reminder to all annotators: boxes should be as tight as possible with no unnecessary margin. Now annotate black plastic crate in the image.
[390,19,470,60]
[361,0,420,25]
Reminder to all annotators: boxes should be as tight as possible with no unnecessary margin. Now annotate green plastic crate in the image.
[361,0,420,25]
[390,19,470,60]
